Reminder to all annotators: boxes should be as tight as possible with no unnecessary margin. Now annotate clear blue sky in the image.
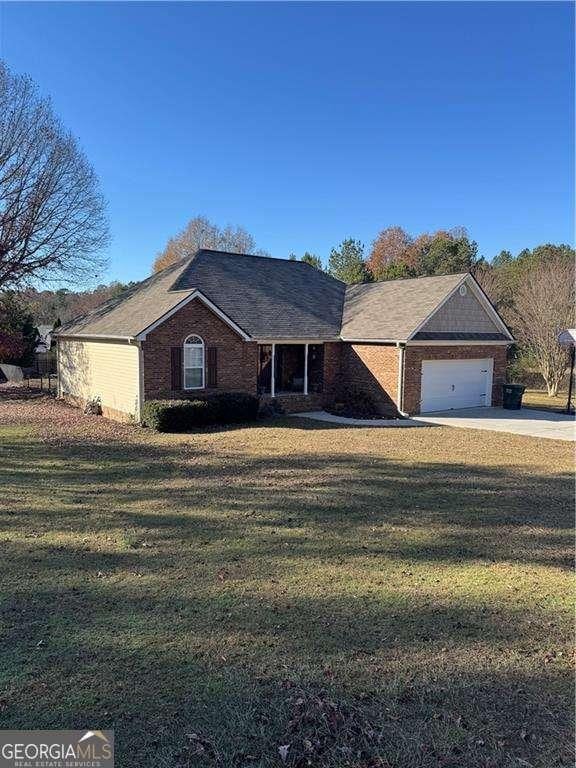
[1,1,573,285]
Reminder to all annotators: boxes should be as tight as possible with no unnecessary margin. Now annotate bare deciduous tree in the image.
[0,63,109,289]
[474,263,514,319]
[511,258,575,396]
[153,215,268,272]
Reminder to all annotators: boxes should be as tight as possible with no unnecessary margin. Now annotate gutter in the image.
[405,339,512,346]
[54,333,136,342]
[255,337,341,344]
[340,338,406,344]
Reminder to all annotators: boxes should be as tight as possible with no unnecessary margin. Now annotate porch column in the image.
[303,343,308,395]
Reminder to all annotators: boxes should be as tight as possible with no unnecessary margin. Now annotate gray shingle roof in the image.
[59,250,347,340]
[341,273,467,340]
[412,331,509,341]
[58,254,499,343]
[58,257,195,338]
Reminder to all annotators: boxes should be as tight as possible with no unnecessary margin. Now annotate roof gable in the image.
[341,273,467,341]
[415,282,500,336]
[136,289,251,341]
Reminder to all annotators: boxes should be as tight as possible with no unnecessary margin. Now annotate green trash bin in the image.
[502,383,525,410]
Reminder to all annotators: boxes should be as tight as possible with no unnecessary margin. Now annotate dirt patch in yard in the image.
[0,390,138,442]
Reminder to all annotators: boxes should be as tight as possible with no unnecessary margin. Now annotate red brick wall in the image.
[403,345,508,414]
[142,301,345,411]
[143,306,508,418]
[339,343,400,416]
[142,298,258,400]
[261,393,324,414]
[322,342,343,403]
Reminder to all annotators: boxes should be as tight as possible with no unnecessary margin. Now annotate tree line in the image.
[153,220,480,284]
[304,226,479,285]
[0,282,136,367]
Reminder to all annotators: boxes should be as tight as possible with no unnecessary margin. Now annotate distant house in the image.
[55,249,514,422]
[35,325,53,354]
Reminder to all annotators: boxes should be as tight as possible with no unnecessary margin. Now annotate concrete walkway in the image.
[290,411,425,428]
[291,407,575,441]
[415,407,575,441]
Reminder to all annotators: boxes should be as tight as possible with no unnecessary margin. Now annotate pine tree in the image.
[328,239,371,284]
[301,252,323,270]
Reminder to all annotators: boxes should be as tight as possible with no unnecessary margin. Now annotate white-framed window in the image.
[183,334,205,389]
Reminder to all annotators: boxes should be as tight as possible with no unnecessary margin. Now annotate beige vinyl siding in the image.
[421,289,500,334]
[58,339,140,419]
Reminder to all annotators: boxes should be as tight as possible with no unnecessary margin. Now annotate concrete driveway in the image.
[415,407,575,441]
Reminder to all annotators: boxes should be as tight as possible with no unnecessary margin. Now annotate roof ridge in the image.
[196,248,303,263]
[169,249,346,291]
[192,248,345,277]
[356,271,467,287]
[344,272,467,295]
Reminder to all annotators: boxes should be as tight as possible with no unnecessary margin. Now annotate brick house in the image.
[56,249,514,422]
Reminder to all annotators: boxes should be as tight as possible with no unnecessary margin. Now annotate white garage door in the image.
[420,358,493,413]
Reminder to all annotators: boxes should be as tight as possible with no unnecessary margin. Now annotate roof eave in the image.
[55,332,136,342]
[406,339,512,346]
[339,337,407,344]
[256,336,342,343]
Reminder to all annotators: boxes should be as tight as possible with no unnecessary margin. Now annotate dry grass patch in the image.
[0,394,573,767]
[522,388,570,413]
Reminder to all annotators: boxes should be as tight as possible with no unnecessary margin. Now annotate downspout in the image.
[271,343,276,399]
[129,339,145,423]
[396,342,407,416]
[55,338,61,398]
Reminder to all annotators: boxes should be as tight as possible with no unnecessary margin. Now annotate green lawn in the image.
[0,395,573,768]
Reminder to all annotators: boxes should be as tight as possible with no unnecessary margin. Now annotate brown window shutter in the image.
[207,347,218,388]
[171,347,183,391]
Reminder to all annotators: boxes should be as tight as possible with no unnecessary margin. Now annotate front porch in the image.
[256,341,341,413]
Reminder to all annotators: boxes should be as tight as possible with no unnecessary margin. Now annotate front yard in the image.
[0,395,573,768]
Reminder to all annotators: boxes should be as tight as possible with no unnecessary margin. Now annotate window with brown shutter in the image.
[171,346,183,391]
[207,347,218,387]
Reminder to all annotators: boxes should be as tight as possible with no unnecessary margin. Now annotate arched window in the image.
[183,334,204,389]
